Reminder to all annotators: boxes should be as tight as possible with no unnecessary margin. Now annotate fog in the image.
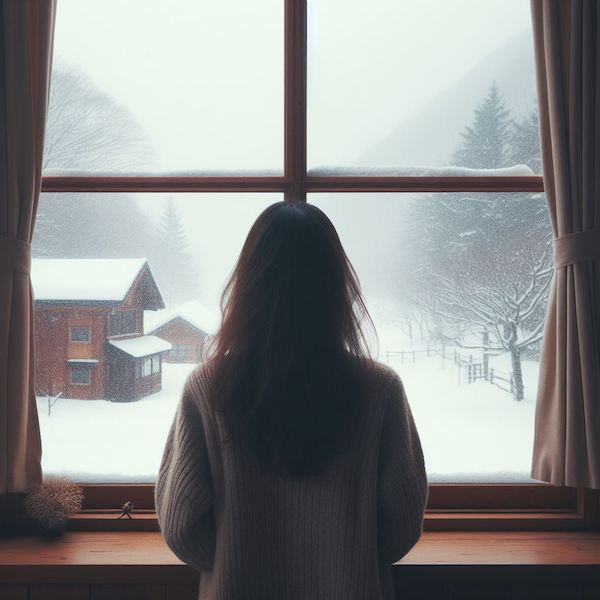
[52,0,532,170]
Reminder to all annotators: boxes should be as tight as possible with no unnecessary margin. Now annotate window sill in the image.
[63,510,588,532]
[1,531,599,586]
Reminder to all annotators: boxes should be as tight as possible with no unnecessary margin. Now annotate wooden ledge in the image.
[0,531,599,585]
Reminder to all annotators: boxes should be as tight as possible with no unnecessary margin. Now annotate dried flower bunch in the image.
[25,477,84,535]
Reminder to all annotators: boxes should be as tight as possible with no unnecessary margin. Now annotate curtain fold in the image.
[0,0,56,495]
[531,0,600,489]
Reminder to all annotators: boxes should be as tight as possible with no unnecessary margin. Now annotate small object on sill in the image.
[118,501,135,519]
[24,476,84,537]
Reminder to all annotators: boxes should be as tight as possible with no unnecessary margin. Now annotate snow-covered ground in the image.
[38,345,540,483]
[38,364,196,482]
[390,352,538,482]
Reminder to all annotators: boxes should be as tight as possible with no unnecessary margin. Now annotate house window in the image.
[33,0,561,518]
[143,357,153,377]
[70,364,91,385]
[151,355,161,374]
[109,311,137,337]
[169,345,188,361]
[70,326,90,342]
[136,357,153,378]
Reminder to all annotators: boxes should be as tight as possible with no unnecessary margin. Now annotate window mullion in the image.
[284,0,307,202]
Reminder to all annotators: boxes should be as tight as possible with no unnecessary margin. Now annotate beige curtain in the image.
[0,0,56,496]
[531,0,600,489]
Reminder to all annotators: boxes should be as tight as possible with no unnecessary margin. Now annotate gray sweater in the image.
[156,361,428,600]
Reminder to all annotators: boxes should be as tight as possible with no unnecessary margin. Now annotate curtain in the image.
[531,0,600,489]
[0,0,56,496]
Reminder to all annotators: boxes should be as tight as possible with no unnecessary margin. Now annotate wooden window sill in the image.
[1,531,599,586]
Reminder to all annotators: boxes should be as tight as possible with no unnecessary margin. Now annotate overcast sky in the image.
[53,0,532,172]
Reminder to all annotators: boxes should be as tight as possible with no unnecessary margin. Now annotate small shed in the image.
[108,335,172,401]
[145,300,219,364]
[33,258,171,401]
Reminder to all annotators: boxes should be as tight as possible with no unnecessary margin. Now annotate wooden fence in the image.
[386,346,514,396]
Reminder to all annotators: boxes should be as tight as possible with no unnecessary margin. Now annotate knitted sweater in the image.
[156,360,428,600]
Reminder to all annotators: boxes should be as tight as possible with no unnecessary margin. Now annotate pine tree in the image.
[152,198,199,307]
[510,107,541,173]
[451,83,513,169]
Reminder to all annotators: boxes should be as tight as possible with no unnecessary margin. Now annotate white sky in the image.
[52,0,532,171]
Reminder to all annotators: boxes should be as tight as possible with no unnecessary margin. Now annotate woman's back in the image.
[156,202,427,599]
[156,358,427,600]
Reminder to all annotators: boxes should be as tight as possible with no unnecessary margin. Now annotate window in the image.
[308,0,538,173]
[70,364,91,385]
[151,355,160,375]
[108,311,137,337]
[169,345,189,361]
[35,0,568,522]
[34,194,276,482]
[311,192,551,482]
[70,326,90,342]
[142,357,152,377]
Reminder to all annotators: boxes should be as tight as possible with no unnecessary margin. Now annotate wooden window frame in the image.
[43,0,597,529]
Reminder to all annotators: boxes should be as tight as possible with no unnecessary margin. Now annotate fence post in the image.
[427,343,430,357]
[481,330,490,380]
[412,350,416,363]
[490,368,494,385]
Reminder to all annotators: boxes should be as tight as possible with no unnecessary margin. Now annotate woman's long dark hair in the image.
[208,202,375,478]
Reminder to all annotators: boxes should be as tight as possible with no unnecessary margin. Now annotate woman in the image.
[156,201,427,600]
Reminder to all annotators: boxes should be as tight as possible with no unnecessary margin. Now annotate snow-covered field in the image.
[38,349,539,483]
[38,364,196,482]
[393,353,538,482]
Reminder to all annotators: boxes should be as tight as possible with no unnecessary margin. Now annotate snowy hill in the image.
[360,30,537,168]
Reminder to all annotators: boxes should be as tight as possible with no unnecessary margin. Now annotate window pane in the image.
[33,193,278,482]
[308,0,541,175]
[70,327,90,342]
[310,192,552,482]
[70,365,91,385]
[45,0,283,175]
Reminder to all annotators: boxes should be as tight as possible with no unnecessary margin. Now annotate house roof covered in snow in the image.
[31,258,165,309]
[108,335,172,358]
[145,300,220,336]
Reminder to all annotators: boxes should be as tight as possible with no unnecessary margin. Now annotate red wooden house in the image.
[145,300,219,363]
[32,258,172,402]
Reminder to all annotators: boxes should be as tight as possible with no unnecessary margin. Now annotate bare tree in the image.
[43,62,154,172]
[430,245,552,400]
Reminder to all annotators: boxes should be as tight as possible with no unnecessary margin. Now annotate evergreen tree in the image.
[451,83,513,169]
[510,107,541,173]
[152,198,200,306]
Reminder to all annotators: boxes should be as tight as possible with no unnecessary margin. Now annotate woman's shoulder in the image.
[184,355,402,403]
[346,355,405,397]
[346,354,400,380]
